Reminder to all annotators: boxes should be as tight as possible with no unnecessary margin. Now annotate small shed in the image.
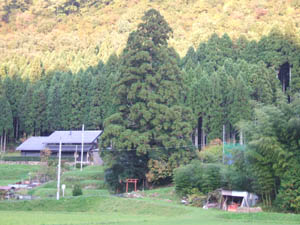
[221,190,259,211]
[204,189,259,212]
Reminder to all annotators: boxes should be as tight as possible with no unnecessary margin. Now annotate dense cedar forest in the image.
[1,1,300,213]
[1,24,299,147]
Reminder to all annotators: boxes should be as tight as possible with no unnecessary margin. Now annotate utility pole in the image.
[80,124,84,171]
[74,145,78,169]
[57,138,62,200]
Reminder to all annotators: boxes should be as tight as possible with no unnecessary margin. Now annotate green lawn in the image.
[1,165,299,225]
[0,164,40,186]
[28,165,106,198]
[0,194,300,225]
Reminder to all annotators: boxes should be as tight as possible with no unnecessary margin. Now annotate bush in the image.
[2,156,41,161]
[173,161,203,196]
[275,164,300,213]
[173,161,221,196]
[197,145,222,163]
[2,156,74,162]
[220,165,252,191]
[72,184,83,196]
[201,164,222,194]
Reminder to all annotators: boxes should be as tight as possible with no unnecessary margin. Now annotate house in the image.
[16,130,103,163]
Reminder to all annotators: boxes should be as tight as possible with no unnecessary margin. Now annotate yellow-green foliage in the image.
[197,145,223,163]
[1,0,300,78]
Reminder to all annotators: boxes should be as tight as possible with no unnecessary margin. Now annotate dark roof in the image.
[46,130,102,144]
[16,130,102,152]
[16,137,47,151]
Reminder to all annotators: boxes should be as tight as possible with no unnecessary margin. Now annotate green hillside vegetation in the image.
[0,0,300,77]
[1,193,300,225]
[0,164,40,186]
[1,5,300,215]
[28,165,108,198]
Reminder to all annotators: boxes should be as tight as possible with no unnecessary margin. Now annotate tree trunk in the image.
[232,131,236,144]
[194,128,198,148]
[0,134,2,152]
[239,130,243,145]
[202,129,206,149]
[16,119,19,140]
[3,131,6,153]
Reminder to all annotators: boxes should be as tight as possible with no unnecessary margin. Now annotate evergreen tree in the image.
[2,74,25,139]
[19,81,35,136]
[59,72,73,130]
[70,69,92,129]
[248,61,279,104]
[207,72,224,140]
[102,9,193,186]
[187,74,211,145]
[89,60,117,130]
[32,81,48,135]
[46,72,62,132]
[228,75,252,140]
[0,94,13,152]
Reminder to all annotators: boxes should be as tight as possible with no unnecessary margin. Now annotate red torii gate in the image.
[125,179,138,193]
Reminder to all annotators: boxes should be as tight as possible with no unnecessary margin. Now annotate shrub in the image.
[2,156,74,162]
[197,145,222,163]
[275,164,300,213]
[220,165,252,191]
[201,164,222,194]
[72,184,83,196]
[173,161,203,196]
[173,161,221,196]
[146,150,196,185]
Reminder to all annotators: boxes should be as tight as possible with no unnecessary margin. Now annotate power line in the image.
[99,145,198,152]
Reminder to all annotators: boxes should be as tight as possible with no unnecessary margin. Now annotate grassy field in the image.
[0,192,300,225]
[1,165,300,225]
[0,164,40,186]
[28,165,107,198]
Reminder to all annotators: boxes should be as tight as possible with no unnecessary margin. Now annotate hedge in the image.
[2,156,74,162]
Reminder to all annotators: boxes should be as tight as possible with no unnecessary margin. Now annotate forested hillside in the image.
[1,5,300,212]
[0,0,300,78]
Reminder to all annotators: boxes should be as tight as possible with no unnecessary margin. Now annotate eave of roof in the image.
[16,137,48,151]
[45,130,103,144]
[16,130,102,151]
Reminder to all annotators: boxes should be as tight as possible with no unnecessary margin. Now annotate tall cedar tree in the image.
[70,69,92,129]
[102,9,193,184]
[20,82,35,136]
[59,72,73,130]
[2,74,24,139]
[46,73,62,132]
[0,93,13,152]
[32,81,48,135]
